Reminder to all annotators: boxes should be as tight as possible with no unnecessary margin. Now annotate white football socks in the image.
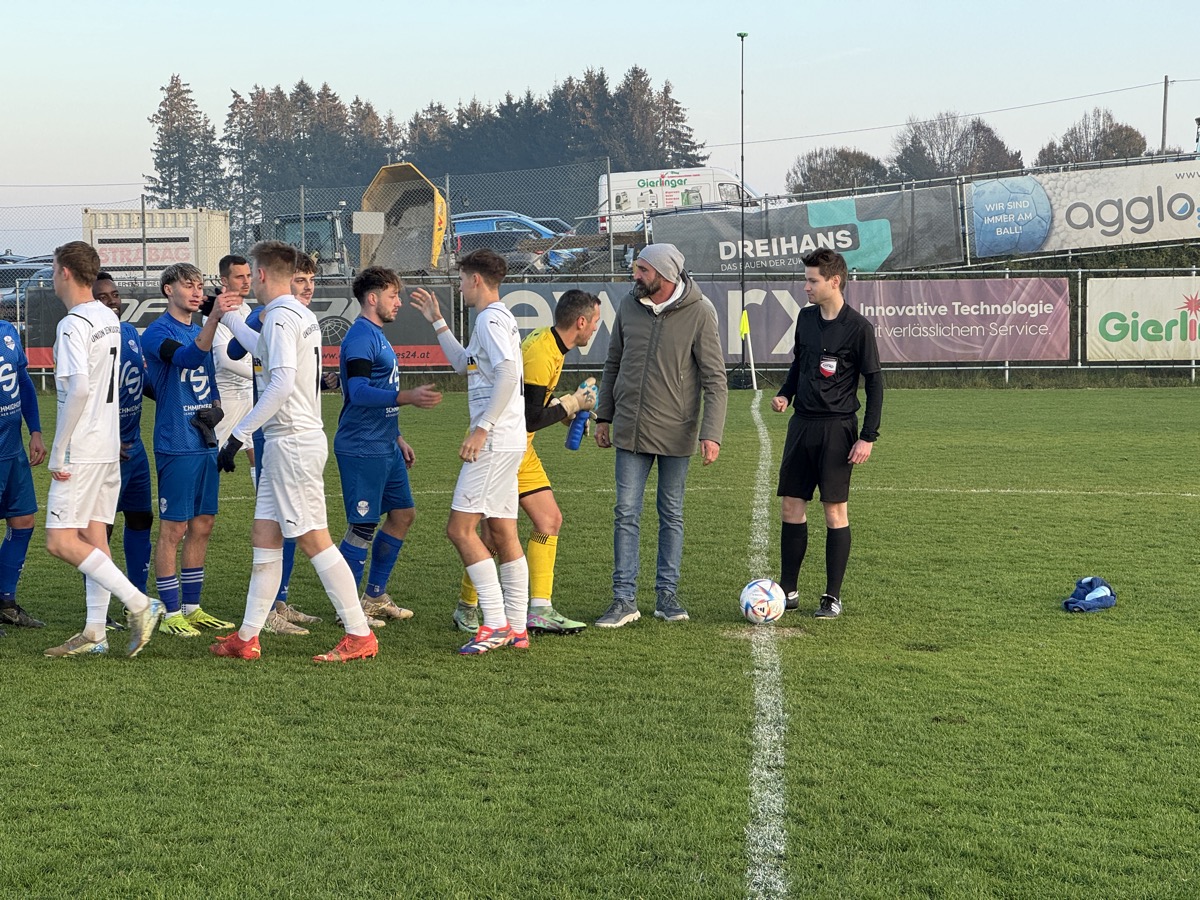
[311,545,370,636]
[239,547,283,640]
[466,558,507,629]
[78,548,148,614]
[83,576,110,642]
[499,557,529,634]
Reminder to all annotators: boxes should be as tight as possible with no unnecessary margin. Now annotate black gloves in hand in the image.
[190,406,226,448]
[217,435,243,472]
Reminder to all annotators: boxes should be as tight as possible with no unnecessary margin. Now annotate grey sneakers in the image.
[596,595,690,626]
[653,595,689,623]
[595,598,641,628]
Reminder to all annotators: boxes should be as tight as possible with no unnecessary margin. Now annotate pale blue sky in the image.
[2,0,1199,251]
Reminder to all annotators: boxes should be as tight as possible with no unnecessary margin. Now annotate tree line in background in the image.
[785,108,1162,194]
[146,69,707,213]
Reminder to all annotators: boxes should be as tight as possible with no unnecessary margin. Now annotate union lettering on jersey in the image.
[258,297,324,438]
[53,301,122,464]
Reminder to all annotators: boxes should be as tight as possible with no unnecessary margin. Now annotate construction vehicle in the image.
[251,162,449,278]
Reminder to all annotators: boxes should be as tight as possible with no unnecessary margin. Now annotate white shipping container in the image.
[82,208,230,281]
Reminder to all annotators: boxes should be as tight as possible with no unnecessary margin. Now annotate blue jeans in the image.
[613,449,692,604]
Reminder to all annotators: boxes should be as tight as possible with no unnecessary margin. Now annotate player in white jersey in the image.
[210,240,377,663]
[43,241,163,658]
[207,254,255,480]
[410,248,529,655]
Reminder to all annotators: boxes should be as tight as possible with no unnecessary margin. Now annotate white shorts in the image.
[216,393,254,444]
[46,462,120,529]
[451,448,523,519]
[255,432,329,539]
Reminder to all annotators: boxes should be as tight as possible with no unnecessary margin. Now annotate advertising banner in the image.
[650,185,963,274]
[1086,276,1200,361]
[968,158,1200,258]
[499,277,1070,367]
[854,278,1070,363]
[503,280,802,366]
[25,278,1070,371]
[23,284,450,369]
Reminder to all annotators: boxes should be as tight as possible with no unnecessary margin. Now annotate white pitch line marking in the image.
[745,390,788,899]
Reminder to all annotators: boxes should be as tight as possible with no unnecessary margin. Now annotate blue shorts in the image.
[119,439,153,514]
[0,452,37,519]
[337,446,414,524]
[156,452,219,521]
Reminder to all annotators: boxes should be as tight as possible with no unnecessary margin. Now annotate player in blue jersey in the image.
[224,251,323,635]
[0,294,47,636]
[141,262,239,638]
[92,273,152,616]
[335,267,441,625]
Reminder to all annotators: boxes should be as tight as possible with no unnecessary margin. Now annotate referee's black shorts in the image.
[776,415,858,503]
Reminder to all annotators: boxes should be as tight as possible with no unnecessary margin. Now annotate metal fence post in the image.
[959,177,971,267]
[140,194,148,282]
[299,184,306,255]
[606,156,614,269]
[1080,270,1089,367]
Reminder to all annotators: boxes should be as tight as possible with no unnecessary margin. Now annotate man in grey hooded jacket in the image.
[594,243,728,627]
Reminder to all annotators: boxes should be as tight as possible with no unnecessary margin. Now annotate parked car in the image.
[0,254,27,265]
[452,230,546,274]
[532,217,575,236]
[451,211,578,270]
[0,264,51,322]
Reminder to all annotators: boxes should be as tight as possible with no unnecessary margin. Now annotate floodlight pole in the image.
[739,32,747,367]
[733,30,750,389]
[1160,75,1169,154]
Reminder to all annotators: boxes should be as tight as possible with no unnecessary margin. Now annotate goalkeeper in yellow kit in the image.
[454,289,602,634]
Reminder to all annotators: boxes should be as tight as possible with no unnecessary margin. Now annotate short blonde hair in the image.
[250,240,299,280]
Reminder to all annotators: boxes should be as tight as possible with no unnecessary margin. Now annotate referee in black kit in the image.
[771,248,882,618]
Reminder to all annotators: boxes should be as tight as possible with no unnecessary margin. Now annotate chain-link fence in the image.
[9,154,1200,345]
[251,157,616,278]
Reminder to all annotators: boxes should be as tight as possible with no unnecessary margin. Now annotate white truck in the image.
[81,207,230,281]
[598,166,759,233]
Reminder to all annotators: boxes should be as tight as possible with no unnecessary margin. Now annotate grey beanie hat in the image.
[637,243,685,283]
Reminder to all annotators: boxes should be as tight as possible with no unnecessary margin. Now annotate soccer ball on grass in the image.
[740,579,785,625]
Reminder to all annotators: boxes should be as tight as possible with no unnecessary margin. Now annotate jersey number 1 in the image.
[106,346,117,403]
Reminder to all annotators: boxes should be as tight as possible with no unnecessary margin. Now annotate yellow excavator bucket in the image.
[360,162,448,273]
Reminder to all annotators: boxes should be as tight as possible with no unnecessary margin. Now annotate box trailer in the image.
[598,166,759,233]
[82,207,231,281]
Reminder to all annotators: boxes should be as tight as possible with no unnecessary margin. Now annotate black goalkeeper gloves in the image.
[217,436,243,473]
[190,407,225,448]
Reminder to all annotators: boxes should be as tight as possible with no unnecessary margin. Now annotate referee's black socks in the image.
[825,526,851,601]
[779,521,808,596]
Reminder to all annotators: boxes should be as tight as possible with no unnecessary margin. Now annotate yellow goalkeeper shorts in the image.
[517,445,552,497]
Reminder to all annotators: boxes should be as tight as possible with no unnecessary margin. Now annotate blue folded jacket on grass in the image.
[1062,576,1116,612]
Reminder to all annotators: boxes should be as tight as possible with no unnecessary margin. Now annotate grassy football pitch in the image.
[1,386,1197,898]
